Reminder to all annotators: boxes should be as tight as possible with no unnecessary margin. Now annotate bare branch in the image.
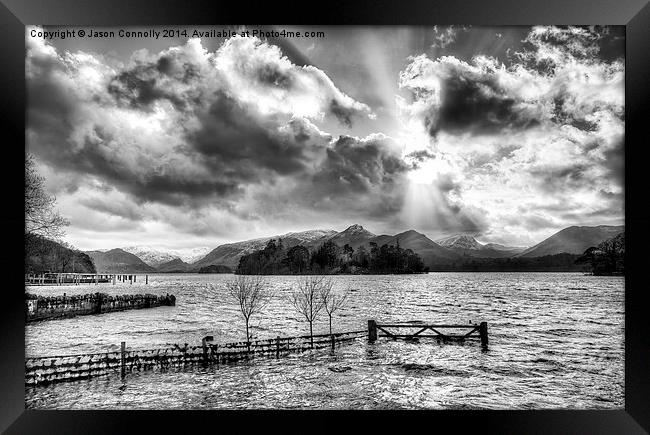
[290,275,327,323]
[321,283,350,317]
[25,153,69,240]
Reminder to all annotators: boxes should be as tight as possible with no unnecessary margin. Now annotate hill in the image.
[326,224,376,249]
[121,246,180,267]
[121,246,213,266]
[483,243,527,254]
[25,235,96,274]
[436,234,526,258]
[517,225,624,258]
[370,230,458,267]
[436,234,483,250]
[85,248,157,273]
[192,229,336,269]
[155,258,191,273]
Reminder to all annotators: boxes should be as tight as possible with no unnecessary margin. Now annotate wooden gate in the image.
[367,319,488,346]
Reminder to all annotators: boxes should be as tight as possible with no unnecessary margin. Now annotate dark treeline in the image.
[576,232,624,275]
[25,234,96,274]
[426,253,585,272]
[236,239,428,275]
[197,265,233,274]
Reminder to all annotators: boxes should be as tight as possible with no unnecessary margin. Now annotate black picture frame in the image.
[1,0,648,433]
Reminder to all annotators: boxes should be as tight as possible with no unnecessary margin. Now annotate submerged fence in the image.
[25,292,176,322]
[25,330,367,386]
[25,320,489,387]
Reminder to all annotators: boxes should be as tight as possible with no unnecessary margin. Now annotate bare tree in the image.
[224,275,273,350]
[25,153,69,240]
[320,282,350,335]
[290,275,328,348]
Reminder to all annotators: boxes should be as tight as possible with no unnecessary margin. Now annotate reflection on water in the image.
[25,272,624,409]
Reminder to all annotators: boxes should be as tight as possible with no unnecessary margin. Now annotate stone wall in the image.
[25,292,176,322]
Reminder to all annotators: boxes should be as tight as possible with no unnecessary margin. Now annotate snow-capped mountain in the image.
[436,234,484,250]
[327,224,376,249]
[174,247,213,263]
[435,234,525,258]
[121,246,212,267]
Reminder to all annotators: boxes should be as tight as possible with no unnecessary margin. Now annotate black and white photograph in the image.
[24,24,625,410]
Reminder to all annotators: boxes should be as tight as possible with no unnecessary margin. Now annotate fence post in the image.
[121,341,126,378]
[201,337,208,364]
[202,336,212,365]
[146,275,148,285]
[479,322,488,347]
[368,319,377,343]
[276,336,280,358]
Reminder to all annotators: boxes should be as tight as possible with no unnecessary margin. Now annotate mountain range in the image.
[85,248,157,273]
[83,224,624,273]
[515,225,624,258]
[435,234,526,258]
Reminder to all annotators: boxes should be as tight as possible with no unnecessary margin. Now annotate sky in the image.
[25,25,625,252]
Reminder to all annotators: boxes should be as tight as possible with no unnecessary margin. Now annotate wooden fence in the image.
[367,320,488,346]
[25,330,366,386]
[26,319,489,387]
[25,292,176,322]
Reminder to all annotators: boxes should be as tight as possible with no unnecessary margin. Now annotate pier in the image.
[25,320,488,386]
[25,292,176,322]
[25,273,150,286]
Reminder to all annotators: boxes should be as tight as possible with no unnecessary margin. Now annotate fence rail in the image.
[25,292,176,322]
[25,320,488,387]
[25,330,367,386]
[367,320,488,346]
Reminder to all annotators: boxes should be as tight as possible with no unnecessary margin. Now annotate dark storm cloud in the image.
[424,73,539,137]
[530,164,591,193]
[26,33,387,214]
[108,66,188,111]
[190,94,324,179]
[329,99,357,128]
[78,196,144,221]
[603,142,625,187]
[406,150,435,162]
[397,25,624,242]
[254,63,294,88]
[312,135,409,195]
[400,26,623,141]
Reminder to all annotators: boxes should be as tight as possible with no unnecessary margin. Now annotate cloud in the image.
[431,26,467,49]
[26,31,378,204]
[26,28,409,243]
[398,26,624,243]
[25,26,624,248]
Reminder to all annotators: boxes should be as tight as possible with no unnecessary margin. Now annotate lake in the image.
[24,272,624,409]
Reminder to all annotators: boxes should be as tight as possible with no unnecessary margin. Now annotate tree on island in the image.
[284,245,310,274]
[223,275,274,351]
[290,275,328,348]
[311,240,340,270]
[576,232,625,275]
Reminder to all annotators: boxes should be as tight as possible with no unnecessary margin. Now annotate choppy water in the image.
[25,272,624,409]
